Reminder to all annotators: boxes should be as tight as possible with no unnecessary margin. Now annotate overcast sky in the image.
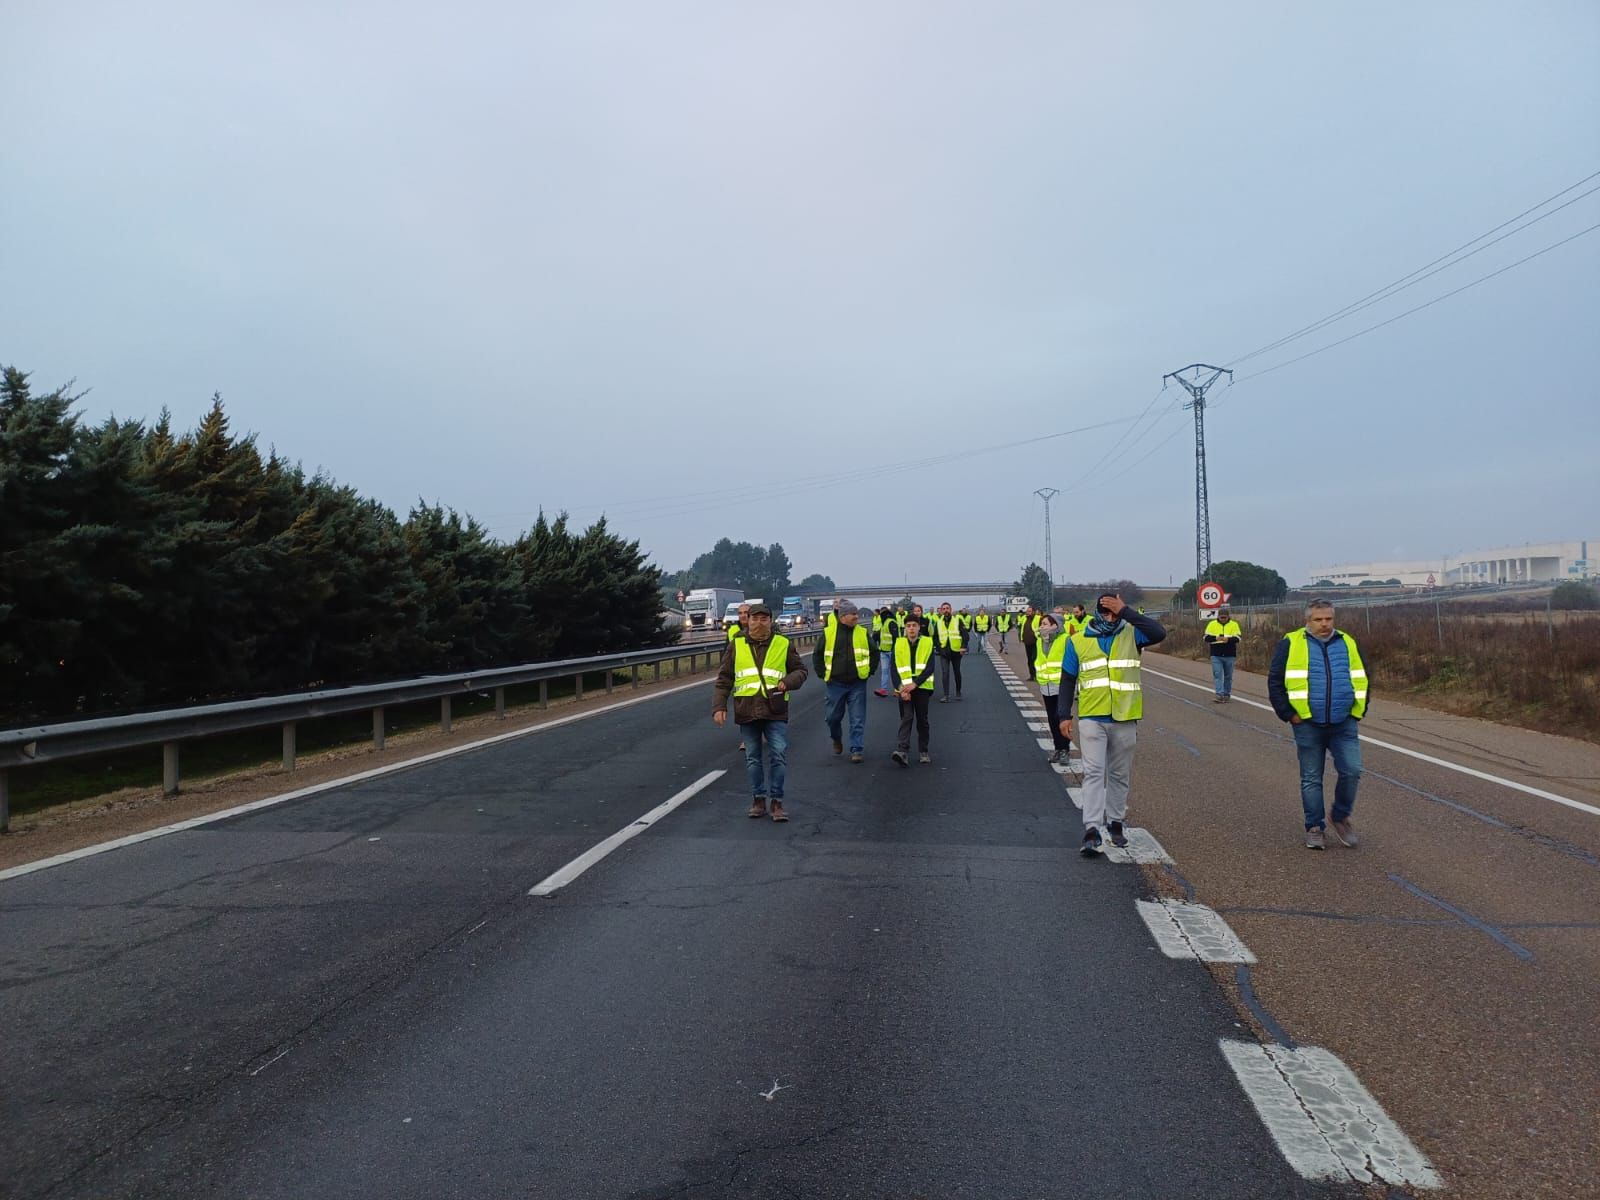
[4,1,1597,588]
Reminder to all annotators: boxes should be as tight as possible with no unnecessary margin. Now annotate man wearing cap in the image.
[1204,605,1243,702]
[811,601,878,763]
[1057,592,1167,857]
[713,602,809,822]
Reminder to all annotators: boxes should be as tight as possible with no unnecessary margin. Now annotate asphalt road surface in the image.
[4,636,1594,1198]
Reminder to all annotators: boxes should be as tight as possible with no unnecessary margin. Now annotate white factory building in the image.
[1305,539,1596,588]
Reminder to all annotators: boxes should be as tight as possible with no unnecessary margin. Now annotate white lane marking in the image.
[0,678,720,884]
[1036,738,1055,751]
[1026,722,1049,732]
[248,1048,290,1077]
[529,770,725,897]
[1102,827,1173,864]
[1142,666,1600,820]
[1219,1040,1442,1188]
[1135,899,1256,962]
[1065,786,1083,809]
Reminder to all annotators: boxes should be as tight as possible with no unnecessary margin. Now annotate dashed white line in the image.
[1035,738,1055,751]
[529,770,726,897]
[1136,899,1256,962]
[1102,827,1174,864]
[1219,1040,1442,1188]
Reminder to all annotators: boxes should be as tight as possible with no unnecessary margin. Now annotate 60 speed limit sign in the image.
[1198,582,1224,608]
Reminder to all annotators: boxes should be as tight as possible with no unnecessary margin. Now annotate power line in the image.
[1233,219,1600,385]
[1224,168,1600,368]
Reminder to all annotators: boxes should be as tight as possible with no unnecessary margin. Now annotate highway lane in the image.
[994,641,1600,1200]
[0,648,1344,1199]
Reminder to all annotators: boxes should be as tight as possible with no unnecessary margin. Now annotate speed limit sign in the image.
[1198,582,1224,608]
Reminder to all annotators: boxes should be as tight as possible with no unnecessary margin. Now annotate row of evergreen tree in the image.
[0,368,670,724]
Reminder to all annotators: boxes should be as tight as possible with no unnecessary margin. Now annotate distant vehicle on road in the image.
[779,595,816,630]
[685,588,742,631]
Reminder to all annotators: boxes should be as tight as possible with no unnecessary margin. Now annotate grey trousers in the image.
[1078,719,1138,830]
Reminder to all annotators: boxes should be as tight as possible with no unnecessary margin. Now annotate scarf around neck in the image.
[1086,615,1124,639]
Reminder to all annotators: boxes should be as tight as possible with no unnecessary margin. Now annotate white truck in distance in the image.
[684,588,742,631]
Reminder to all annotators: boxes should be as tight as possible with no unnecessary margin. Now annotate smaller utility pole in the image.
[1035,487,1060,610]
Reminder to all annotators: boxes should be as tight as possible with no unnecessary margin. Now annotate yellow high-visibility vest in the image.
[894,636,936,690]
[823,622,872,680]
[732,636,791,697]
[1283,628,1368,720]
[1036,635,1069,686]
[1070,624,1143,721]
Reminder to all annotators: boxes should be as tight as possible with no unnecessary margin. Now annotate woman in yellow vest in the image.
[874,607,898,697]
[1057,593,1167,856]
[1033,614,1073,765]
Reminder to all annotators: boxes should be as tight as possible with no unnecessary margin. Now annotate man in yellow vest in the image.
[1021,606,1044,680]
[890,614,938,765]
[972,606,992,654]
[1057,592,1167,856]
[810,601,878,763]
[1204,605,1243,702]
[726,602,751,644]
[874,606,898,698]
[1267,599,1369,851]
[931,602,967,702]
[996,610,1012,652]
[712,602,809,821]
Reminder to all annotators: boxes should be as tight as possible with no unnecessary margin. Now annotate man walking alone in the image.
[1205,605,1242,702]
[1268,599,1369,850]
[713,602,808,821]
[812,601,878,763]
[1057,593,1167,856]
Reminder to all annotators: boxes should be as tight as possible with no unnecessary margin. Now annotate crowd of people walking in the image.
[711,592,1368,855]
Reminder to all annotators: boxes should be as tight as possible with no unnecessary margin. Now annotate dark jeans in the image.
[740,719,788,800]
[1023,641,1037,679]
[939,651,964,697]
[825,679,868,754]
[1211,655,1236,697]
[1042,692,1071,752]
[1292,718,1362,830]
[897,690,931,753]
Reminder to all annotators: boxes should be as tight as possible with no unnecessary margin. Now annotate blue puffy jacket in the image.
[1268,631,1363,725]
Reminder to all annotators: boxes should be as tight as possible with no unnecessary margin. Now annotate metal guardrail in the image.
[0,631,823,831]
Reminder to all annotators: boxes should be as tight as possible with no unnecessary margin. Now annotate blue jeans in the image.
[740,720,788,800]
[879,652,893,692]
[1292,718,1362,830]
[1211,655,1236,697]
[825,680,868,754]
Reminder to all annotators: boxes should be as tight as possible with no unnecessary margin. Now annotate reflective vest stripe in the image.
[894,636,936,689]
[1070,625,1142,720]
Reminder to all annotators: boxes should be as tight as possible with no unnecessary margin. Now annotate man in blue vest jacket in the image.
[1268,599,1370,851]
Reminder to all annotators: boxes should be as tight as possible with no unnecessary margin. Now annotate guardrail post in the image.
[282,723,297,772]
[654,660,661,683]
[575,673,584,701]
[495,687,506,718]
[605,668,614,695]
[373,707,385,750]
[631,663,639,690]
[163,742,181,794]
[539,680,548,710]
[0,769,9,833]
[441,696,453,733]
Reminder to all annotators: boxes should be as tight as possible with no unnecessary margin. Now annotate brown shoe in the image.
[1331,818,1359,848]
[831,739,843,755]
[770,801,788,822]
[849,752,863,763]
[748,797,767,818]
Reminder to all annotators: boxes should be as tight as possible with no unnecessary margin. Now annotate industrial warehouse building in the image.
[1305,539,1595,588]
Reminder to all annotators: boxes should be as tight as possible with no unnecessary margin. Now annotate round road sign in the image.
[1198,582,1224,608]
